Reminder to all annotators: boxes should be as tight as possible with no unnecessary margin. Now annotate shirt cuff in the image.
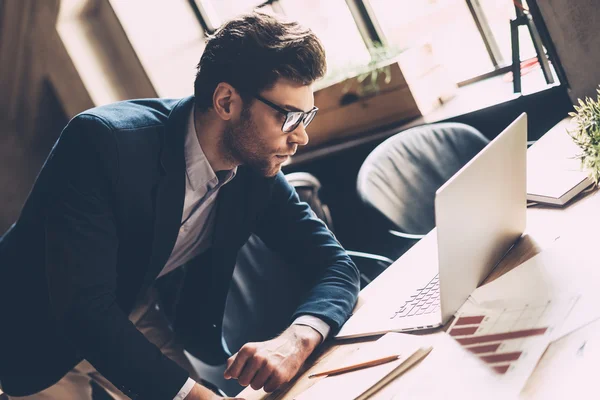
[174,377,196,400]
[292,315,331,342]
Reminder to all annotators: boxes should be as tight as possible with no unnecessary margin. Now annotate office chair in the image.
[356,122,489,258]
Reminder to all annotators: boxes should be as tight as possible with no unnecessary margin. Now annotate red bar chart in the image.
[448,297,577,391]
[450,322,549,374]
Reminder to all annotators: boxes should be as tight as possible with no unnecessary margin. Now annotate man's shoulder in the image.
[76,97,188,132]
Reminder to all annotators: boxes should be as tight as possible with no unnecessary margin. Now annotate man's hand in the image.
[185,383,245,400]
[224,324,322,392]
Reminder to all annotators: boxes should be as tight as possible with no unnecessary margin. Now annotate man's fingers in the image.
[223,353,238,379]
[224,345,256,379]
[263,371,286,393]
[250,361,274,391]
[238,353,269,387]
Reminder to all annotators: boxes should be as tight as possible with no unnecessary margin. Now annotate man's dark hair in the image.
[194,11,327,111]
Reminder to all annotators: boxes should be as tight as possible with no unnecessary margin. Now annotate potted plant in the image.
[305,42,456,149]
[568,86,600,185]
[316,44,403,100]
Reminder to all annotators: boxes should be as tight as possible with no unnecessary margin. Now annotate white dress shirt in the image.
[161,106,330,399]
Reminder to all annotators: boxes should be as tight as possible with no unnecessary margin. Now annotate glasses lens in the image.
[303,109,317,128]
[283,112,303,132]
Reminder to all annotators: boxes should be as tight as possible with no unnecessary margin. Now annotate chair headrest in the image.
[357,123,489,234]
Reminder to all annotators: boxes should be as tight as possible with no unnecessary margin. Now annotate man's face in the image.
[223,78,313,177]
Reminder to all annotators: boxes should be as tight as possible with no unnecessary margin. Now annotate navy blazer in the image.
[0,96,360,399]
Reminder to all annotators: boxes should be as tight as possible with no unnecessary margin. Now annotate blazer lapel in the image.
[206,170,277,323]
[140,97,193,292]
[212,171,246,251]
[210,172,246,284]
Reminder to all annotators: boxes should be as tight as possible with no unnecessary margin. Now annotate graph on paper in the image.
[448,297,578,391]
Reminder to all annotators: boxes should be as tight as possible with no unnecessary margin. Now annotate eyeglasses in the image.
[254,94,318,133]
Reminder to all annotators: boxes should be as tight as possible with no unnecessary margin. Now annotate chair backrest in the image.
[284,172,334,231]
[357,123,489,235]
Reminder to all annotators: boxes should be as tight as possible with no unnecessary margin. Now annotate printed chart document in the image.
[447,296,577,393]
[442,234,600,395]
[469,235,600,340]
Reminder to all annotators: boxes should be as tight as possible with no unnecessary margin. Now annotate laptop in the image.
[336,113,527,339]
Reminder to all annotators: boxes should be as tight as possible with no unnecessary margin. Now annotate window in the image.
[369,0,494,83]
[477,0,538,64]
[110,0,206,97]
[192,0,548,87]
[278,0,371,80]
[192,0,371,84]
[202,0,266,27]
[107,0,553,99]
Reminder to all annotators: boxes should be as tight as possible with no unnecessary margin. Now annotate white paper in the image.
[296,333,422,400]
[521,316,600,399]
[448,296,577,393]
[468,236,600,340]
[297,332,511,400]
[381,333,511,400]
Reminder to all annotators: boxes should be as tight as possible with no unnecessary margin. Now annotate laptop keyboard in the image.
[390,274,440,319]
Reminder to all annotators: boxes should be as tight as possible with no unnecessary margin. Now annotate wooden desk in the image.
[239,181,599,399]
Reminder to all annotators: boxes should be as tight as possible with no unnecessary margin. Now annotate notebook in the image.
[527,118,593,206]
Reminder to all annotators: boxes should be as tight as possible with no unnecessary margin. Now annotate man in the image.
[0,11,359,400]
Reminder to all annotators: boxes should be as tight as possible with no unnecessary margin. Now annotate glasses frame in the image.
[254,94,318,133]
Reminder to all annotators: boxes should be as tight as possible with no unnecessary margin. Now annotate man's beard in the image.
[222,107,281,177]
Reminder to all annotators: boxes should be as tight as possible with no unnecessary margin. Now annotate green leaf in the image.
[570,84,600,185]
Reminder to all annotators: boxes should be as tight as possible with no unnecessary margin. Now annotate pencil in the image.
[308,354,401,378]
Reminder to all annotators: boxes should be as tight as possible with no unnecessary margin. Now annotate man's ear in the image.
[213,82,242,121]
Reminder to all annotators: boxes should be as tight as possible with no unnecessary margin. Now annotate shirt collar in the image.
[185,105,236,192]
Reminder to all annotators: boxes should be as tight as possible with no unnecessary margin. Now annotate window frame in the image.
[189,0,555,87]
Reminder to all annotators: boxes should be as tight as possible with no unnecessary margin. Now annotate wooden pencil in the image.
[308,354,401,378]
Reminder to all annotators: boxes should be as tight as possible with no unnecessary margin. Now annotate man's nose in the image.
[289,123,309,146]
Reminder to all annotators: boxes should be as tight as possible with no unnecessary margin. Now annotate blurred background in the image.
[1,0,599,249]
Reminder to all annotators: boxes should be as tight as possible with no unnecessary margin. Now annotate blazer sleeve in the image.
[253,172,360,332]
[44,115,188,400]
